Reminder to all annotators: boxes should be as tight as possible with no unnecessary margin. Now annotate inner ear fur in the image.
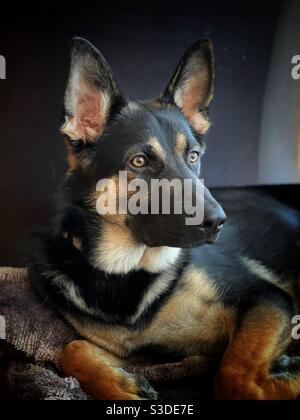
[61,37,124,145]
[162,39,214,135]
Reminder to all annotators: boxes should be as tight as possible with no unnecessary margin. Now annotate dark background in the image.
[0,0,283,266]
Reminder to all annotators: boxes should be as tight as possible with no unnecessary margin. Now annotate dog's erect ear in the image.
[61,37,124,144]
[162,40,214,135]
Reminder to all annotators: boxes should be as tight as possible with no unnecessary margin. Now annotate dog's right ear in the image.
[61,38,125,168]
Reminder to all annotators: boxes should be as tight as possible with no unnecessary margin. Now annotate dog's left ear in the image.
[62,37,124,145]
[162,40,214,135]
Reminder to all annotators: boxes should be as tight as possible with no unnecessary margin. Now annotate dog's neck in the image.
[89,221,181,275]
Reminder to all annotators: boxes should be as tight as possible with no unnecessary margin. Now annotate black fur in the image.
[29,229,187,328]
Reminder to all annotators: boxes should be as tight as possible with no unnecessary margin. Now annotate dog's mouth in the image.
[204,232,222,245]
[135,225,223,249]
[199,224,224,244]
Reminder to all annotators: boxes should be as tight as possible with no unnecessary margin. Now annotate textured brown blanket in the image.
[0,267,216,400]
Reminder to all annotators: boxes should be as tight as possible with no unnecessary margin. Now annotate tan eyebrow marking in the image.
[175,132,187,155]
[148,137,166,161]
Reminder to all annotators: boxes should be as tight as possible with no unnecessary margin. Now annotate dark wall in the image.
[0,0,282,266]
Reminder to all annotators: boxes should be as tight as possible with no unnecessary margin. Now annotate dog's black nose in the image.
[201,213,226,233]
[201,189,227,235]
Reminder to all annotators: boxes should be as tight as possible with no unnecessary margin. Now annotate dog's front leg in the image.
[215,294,300,400]
[60,340,157,400]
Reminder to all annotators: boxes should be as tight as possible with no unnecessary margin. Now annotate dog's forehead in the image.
[110,102,194,147]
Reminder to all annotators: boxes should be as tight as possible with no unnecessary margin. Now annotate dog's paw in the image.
[215,363,300,400]
[135,374,158,400]
[119,369,158,400]
[271,355,300,376]
[61,340,158,400]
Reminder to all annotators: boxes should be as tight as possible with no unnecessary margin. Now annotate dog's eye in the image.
[188,151,200,164]
[131,155,148,168]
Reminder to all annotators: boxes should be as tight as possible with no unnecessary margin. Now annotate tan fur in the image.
[67,265,235,359]
[64,139,78,170]
[174,71,212,135]
[90,221,145,274]
[215,306,300,400]
[139,247,181,273]
[175,132,187,156]
[147,97,211,135]
[145,99,169,109]
[90,223,181,277]
[190,113,211,135]
[60,340,142,400]
[140,267,235,355]
[241,257,297,298]
[148,137,166,161]
[66,317,136,358]
[62,232,82,251]
[91,174,133,225]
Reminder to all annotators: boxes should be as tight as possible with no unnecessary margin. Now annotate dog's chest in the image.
[68,266,235,358]
[138,267,235,356]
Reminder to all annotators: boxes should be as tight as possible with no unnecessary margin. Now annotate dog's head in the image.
[59,38,226,251]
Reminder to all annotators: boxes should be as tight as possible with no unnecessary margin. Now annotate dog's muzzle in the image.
[128,186,226,248]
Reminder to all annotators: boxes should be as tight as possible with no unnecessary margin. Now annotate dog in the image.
[28,37,300,400]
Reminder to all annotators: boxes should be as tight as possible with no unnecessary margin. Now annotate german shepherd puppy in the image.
[28,38,300,400]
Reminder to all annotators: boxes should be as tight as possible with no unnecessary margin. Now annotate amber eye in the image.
[131,155,148,168]
[189,151,200,164]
